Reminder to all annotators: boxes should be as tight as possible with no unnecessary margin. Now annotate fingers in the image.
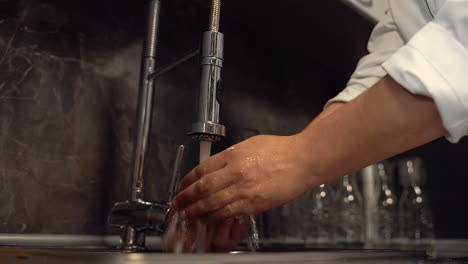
[177,151,228,193]
[203,200,254,225]
[164,217,252,253]
[180,184,242,219]
[230,216,252,245]
[212,220,236,252]
[173,167,237,210]
[212,217,251,252]
[216,220,234,244]
[202,223,217,253]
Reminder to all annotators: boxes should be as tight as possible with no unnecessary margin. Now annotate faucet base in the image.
[108,200,170,252]
[120,227,147,252]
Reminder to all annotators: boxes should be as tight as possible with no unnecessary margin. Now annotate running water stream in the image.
[199,141,212,164]
[248,216,260,251]
[194,141,212,252]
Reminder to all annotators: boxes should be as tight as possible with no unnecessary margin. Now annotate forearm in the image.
[300,75,446,186]
[313,101,345,122]
[172,76,446,226]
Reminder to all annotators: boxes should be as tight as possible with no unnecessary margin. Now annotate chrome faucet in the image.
[189,0,226,143]
[108,0,167,251]
[108,0,226,252]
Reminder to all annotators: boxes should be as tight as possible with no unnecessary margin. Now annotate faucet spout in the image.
[189,0,226,142]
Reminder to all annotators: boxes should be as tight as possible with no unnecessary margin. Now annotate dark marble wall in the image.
[0,0,467,238]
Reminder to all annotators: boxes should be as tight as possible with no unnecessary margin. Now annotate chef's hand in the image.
[172,133,324,224]
[163,215,251,252]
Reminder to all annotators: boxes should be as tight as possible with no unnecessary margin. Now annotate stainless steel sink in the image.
[0,235,465,264]
[0,247,464,264]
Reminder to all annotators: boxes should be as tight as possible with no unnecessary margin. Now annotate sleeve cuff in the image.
[324,85,368,109]
[382,22,468,143]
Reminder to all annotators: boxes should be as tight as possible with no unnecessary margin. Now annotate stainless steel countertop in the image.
[1,248,467,264]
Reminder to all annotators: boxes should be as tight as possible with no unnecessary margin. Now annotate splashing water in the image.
[164,212,178,245]
[164,211,187,254]
[247,215,260,251]
[175,218,187,254]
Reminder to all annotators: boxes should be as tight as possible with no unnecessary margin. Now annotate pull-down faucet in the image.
[189,0,226,143]
[108,0,226,252]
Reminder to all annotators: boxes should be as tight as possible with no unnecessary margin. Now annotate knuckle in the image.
[237,188,251,201]
[191,203,204,215]
[205,198,219,210]
[231,166,245,179]
[194,166,205,178]
[222,204,236,219]
[251,191,265,203]
[200,198,215,212]
[195,179,209,195]
[224,147,236,157]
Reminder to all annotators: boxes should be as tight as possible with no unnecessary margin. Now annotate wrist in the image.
[290,130,332,191]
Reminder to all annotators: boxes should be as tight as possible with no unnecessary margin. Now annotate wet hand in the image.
[172,134,319,224]
[163,214,251,253]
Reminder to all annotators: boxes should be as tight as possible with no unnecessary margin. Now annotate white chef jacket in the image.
[326,0,468,143]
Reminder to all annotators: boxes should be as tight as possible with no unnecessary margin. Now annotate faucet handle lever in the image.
[108,201,169,233]
[168,145,185,203]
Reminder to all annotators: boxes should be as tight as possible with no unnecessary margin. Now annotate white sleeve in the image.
[382,1,468,143]
[325,9,405,108]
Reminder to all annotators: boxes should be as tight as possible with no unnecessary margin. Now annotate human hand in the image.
[163,213,251,253]
[172,134,321,224]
